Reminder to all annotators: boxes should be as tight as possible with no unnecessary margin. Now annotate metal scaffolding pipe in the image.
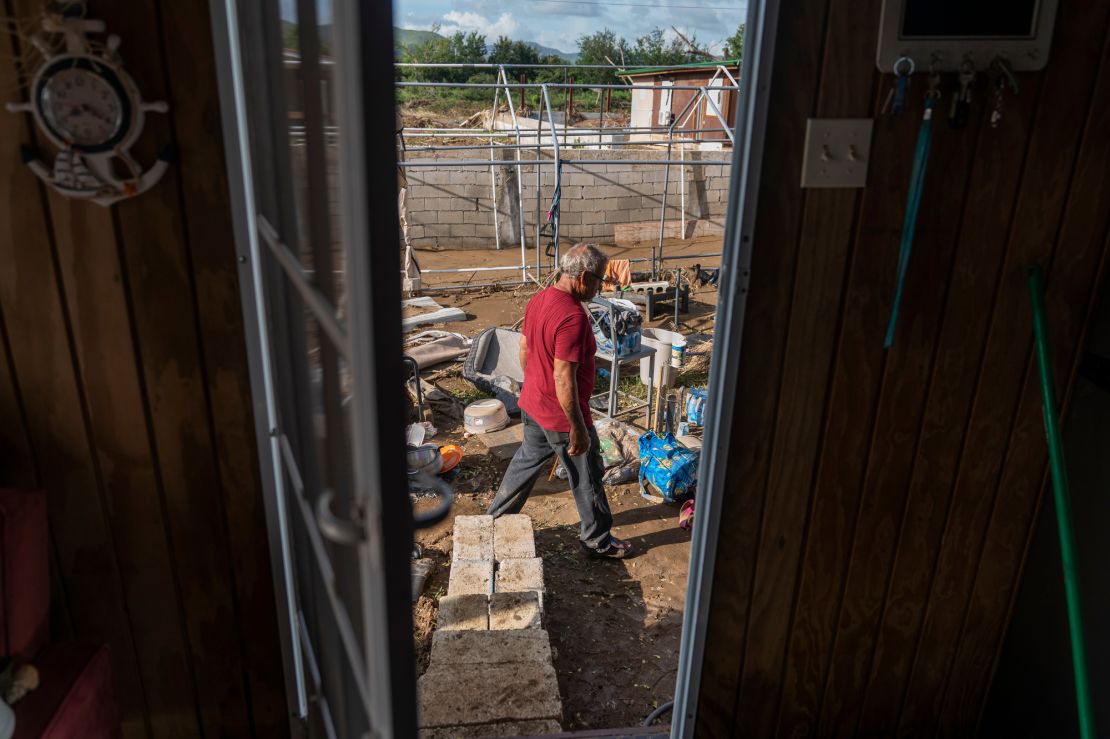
[398,125,736,135]
[398,158,731,167]
[419,251,723,276]
[397,81,736,91]
[399,138,730,152]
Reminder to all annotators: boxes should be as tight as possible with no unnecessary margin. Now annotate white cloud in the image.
[439,10,519,38]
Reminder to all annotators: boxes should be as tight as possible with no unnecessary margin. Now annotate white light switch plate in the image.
[800,118,874,188]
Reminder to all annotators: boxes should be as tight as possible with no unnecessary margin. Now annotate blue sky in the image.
[391,0,748,56]
[277,0,748,57]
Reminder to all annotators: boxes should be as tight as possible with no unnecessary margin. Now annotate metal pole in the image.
[656,132,673,279]
[541,84,562,267]
[655,89,704,278]
[489,81,501,251]
[680,141,686,240]
[500,65,529,282]
[1027,265,1096,739]
[399,158,729,167]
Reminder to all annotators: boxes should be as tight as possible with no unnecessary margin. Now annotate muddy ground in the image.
[409,237,719,732]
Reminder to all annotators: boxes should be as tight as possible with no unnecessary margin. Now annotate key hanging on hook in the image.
[949,59,975,130]
[882,56,915,116]
[989,56,1019,128]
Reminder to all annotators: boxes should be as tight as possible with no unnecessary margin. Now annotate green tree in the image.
[575,29,630,83]
[487,36,541,79]
[403,30,487,83]
[723,24,745,61]
[630,28,689,67]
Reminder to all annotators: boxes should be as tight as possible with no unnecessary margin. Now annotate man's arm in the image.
[518,334,527,374]
[554,358,589,455]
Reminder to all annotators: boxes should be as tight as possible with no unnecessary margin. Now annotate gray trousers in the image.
[487,411,614,551]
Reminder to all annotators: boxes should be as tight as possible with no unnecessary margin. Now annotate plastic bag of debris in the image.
[554,418,640,484]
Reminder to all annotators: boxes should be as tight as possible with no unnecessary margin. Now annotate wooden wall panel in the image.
[0,1,288,736]
[697,0,1110,734]
[692,0,829,735]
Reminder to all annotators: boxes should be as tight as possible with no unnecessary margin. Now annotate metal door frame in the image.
[209,0,778,733]
[671,0,780,734]
[209,0,416,736]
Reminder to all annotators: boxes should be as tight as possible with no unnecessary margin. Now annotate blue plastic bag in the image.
[638,430,699,503]
[686,388,709,426]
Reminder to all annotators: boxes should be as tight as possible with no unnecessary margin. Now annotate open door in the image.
[209,0,416,736]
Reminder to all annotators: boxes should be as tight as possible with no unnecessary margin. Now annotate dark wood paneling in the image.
[697,0,1110,734]
[0,1,288,736]
[692,2,828,736]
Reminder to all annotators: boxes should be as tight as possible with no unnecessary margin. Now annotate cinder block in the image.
[493,515,535,560]
[496,558,544,593]
[419,719,563,739]
[452,515,494,562]
[437,593,489,631]
[430,628,552,665]
[423,171,452,185]
[425,224,451,237]
[418,661,562,727]
[462,184,491,199]
[616,195,641,210]
[490,591,542,630]
[448,559,493,596]
[581,209,605,225]
[453,224,477,237]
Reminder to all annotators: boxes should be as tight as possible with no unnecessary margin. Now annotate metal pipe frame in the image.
[398,158,731,167]
[398,80,736,91]
[389,65,736,290]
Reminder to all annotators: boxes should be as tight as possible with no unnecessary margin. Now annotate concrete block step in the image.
[429,628,552,665]
[489,591,542,630]
[419,719,562,738]
[452,515,494,561]
[448,559,494,596]
[438,593,490,631]
[495,557,545,594]
[493,514,536,560]
[418,661,562,727]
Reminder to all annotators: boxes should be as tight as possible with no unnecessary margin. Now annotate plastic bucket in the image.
[640,327,685,386]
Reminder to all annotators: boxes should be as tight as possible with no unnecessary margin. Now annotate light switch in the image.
[800,118,874,188]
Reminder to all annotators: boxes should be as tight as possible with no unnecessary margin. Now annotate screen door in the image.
[209,0,417,736]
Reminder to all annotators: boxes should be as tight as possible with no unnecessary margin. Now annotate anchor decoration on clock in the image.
[5,10,172,206]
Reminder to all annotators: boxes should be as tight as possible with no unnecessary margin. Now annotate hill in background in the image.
[281,22,583,63]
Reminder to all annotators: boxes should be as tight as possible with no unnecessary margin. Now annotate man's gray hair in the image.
[560,242,609,278]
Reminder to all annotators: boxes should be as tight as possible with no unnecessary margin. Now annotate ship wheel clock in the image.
[5,9,171,206]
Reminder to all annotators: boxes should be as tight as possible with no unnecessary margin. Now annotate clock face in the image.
[40,67,124,148]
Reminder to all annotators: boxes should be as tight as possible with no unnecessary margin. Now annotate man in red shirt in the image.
[487,243,634,558]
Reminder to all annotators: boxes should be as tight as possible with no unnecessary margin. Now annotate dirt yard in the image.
[413,485,691,732]
[408,238,719,732]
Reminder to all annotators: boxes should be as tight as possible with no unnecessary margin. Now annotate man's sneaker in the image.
[579,537,634,559]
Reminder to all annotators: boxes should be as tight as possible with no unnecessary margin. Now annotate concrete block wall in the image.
[418,514,562,736]
[403,148,732,250]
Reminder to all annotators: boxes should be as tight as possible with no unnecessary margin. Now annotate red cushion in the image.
[0,488,49,663]
[13,642,121,739]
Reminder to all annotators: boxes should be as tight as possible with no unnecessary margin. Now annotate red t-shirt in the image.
[518,287,596,432]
